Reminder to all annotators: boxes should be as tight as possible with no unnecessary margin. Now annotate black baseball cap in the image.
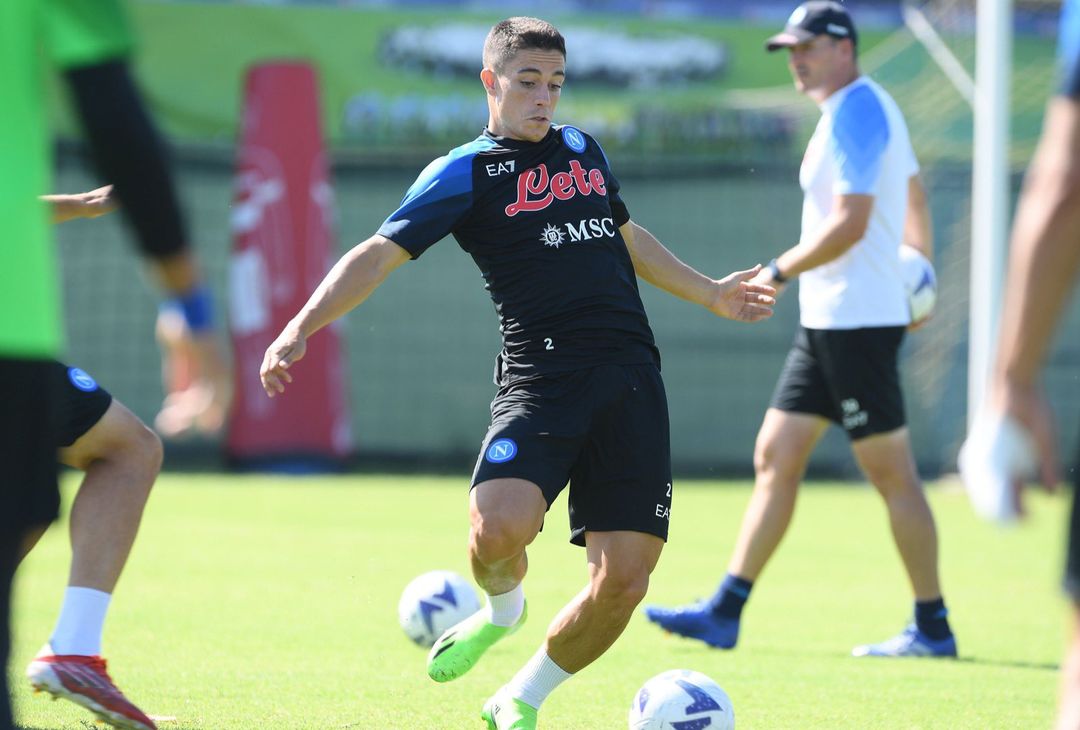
[765,1,858,52]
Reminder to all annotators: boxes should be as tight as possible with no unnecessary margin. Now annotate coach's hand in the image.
[706,265,777,323]
[260,324,307,397]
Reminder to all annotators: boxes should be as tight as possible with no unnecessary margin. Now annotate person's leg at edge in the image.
[645,409,826,648]
[484,530,663,727]
[1058,602,1080,730]
[1,529,19,730]
[427,478,545,683]
[20,401,162,656]
[850,427,955,656]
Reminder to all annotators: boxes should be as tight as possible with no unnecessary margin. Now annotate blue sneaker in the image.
[643,601,739,649]
[852,625,957,658]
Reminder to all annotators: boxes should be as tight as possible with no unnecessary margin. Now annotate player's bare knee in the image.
[592,564,650,610]
[469,516,531,567]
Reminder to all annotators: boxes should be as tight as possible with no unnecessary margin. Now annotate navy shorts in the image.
[770,326,906,440]
[0,358,61,531]
[472,363,672,547]
[51,361,113,448]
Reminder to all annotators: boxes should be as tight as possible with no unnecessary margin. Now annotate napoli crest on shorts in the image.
[67,367,98,393]
[562,126,586,154]
[485,438,518,463]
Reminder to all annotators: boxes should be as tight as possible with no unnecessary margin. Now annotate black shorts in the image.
[472,363,672,547]
[770,326,906,440]
[0,358,61,531]
[50,360,113,448]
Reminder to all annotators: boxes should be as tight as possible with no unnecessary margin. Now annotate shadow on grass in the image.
[957,656,1060,672]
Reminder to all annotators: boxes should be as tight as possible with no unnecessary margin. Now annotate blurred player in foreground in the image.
[646,0,957,658]
[15,192,168,730]
[2,1,220,728]
[261,16,774,729]
[960,0,1080,725]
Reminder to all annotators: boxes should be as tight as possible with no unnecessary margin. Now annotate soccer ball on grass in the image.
[397,570,481,648]
[629,669,734,729]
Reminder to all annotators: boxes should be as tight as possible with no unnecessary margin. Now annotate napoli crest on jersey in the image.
[67,367,99,393]
[562,126,587,153]
[485,438,518,463]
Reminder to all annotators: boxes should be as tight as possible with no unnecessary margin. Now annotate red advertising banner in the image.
[226,62,352,467]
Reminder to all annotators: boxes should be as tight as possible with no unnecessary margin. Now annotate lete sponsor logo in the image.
[505,161,608,217]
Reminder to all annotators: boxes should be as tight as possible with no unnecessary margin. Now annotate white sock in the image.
[50,586,111,656]
[486,584,525,627]
[505,648,573,710]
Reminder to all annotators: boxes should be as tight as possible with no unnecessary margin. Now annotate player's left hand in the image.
[958,383,1059,523]
[707,265,777,323]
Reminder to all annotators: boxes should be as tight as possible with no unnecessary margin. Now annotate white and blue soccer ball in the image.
[397,570,481,648]
[629,669,734,730]
[899,246,937,323]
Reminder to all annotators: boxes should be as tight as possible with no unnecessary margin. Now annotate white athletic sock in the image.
[505,648,573,710]
[486,584,525,627]
[50,586,111,656]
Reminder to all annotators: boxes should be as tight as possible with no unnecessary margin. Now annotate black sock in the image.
[914,598,953,641]
[707,574,753,619]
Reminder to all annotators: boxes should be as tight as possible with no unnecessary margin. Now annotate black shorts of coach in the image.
[471,362,672,547]
[770,326,907,440]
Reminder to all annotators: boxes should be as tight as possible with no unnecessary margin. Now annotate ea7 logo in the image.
[485,160,515,177]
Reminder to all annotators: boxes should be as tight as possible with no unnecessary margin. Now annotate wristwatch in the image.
[767,258,787,284]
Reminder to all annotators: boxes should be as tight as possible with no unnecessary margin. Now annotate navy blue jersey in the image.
[378,125,660,383]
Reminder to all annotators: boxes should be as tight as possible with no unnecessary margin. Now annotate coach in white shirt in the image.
[645,1,957,658]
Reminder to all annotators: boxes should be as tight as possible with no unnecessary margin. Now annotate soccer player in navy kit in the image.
[261,17,775,729]
[960,0,1080,725]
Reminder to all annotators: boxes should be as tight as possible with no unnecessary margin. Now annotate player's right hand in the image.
[260,325,307,397]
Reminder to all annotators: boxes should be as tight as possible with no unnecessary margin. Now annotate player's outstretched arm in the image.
[961,97,1080,520]
[41,185,117,224]
[620,221,775,323]
[260,234,410,397]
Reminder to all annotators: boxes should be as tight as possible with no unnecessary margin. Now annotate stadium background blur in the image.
[50,0,1073,478]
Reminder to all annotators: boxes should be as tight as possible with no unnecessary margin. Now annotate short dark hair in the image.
[483,17,566,72]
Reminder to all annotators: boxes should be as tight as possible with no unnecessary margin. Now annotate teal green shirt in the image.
[0,0,133,356]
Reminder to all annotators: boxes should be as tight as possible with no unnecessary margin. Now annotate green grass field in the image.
[11,474,1067,729]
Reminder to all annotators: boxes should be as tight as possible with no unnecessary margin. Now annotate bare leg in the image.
[57,401,162,592]
[727,409,828,580]
[469,479,547,595]
[1057,601,1080,730]
[545,530,663,673]
[852,427,941,600]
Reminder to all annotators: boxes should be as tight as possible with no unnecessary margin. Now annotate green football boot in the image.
[480,688,538,730]
[426,602,528,682]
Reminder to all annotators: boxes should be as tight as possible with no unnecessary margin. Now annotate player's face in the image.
[484,49,566,142]
[787,35,848,99]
